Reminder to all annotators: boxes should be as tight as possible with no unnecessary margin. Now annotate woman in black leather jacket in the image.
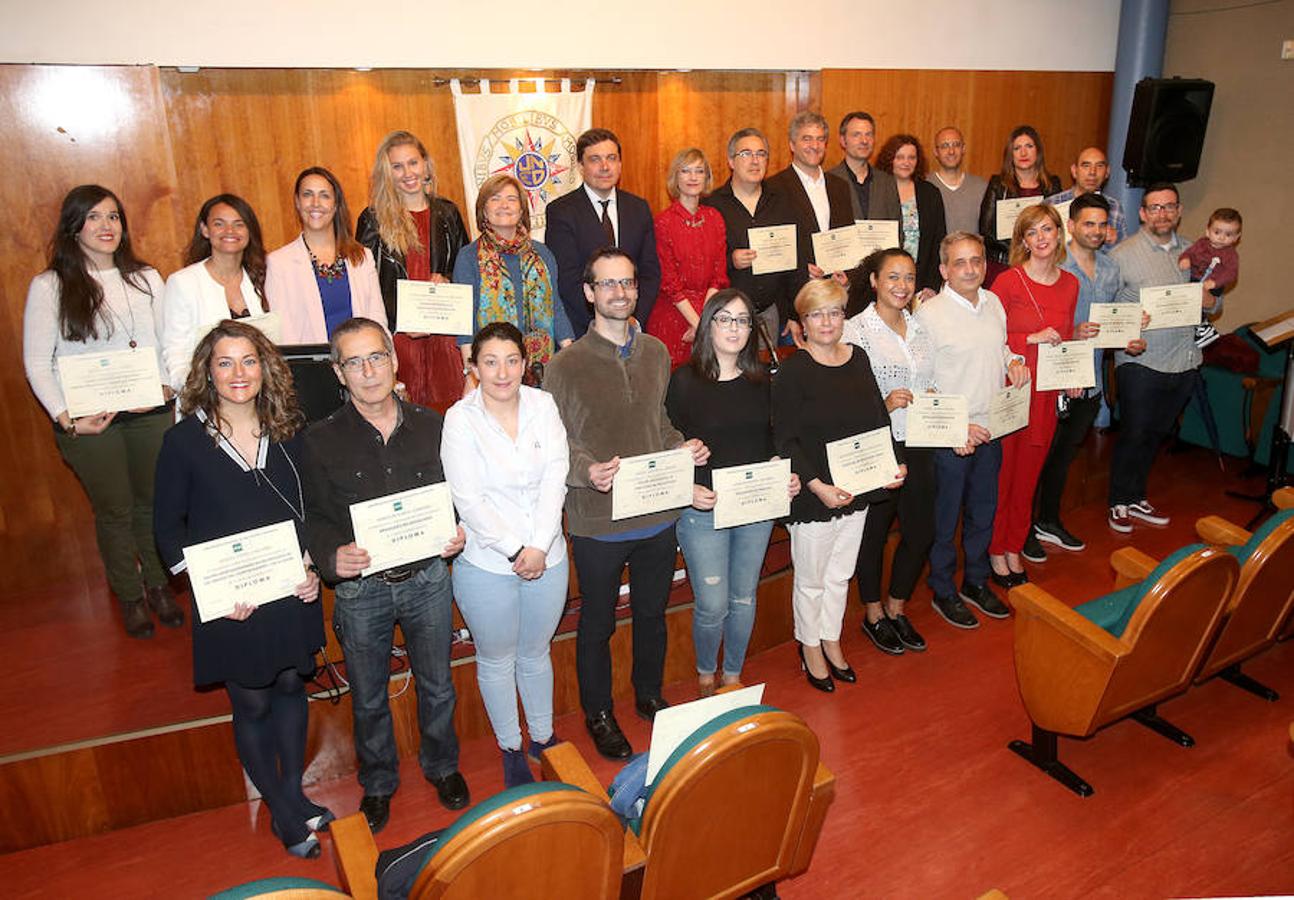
[977,125,1062,277]
[356,130,469,411]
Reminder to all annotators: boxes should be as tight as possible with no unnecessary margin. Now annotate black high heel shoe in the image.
[824,656,857,683]
[798,643,835,693]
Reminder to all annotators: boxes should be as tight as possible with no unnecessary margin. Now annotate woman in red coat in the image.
[649,148,729,367]
[989,203,1080,586]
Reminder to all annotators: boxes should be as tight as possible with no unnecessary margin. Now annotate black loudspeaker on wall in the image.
[1122,77,1215,185]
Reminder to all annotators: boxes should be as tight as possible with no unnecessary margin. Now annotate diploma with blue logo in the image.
[395,280,475,335]
[1036,340,1097,391]
[811,224,865,273]
[989,383,1031,439]
[712,458,791,529]
[995,197,1042,240]
[350,483,458,577]
[904,394,970,448]
[747,224,797,275]
[854,220,901,256]
[58,348,164,418]
[182,520,305,623]
[1088,303,1141,348]
[1140,282,1203,330]
[611,448,694,521]
[825,427,900,496]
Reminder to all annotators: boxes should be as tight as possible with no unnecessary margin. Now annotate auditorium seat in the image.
[1006,544,1239,796]
[541,705,835,900]
[331,782,624,900]
[209,876,351,899]
[1192,488,1294,699]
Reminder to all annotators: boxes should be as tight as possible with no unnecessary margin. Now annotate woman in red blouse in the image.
[989,203,1080,586]
[650,148,730,367]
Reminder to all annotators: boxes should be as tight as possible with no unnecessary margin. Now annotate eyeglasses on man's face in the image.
[589,277,638,292]
[340,350,393,372]
[1143,202,1180,215]
[733,149,769,160]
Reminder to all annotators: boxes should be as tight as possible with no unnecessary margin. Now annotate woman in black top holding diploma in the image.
[154,320,329,859]
[772,279,905,693]
[666,288,800,697]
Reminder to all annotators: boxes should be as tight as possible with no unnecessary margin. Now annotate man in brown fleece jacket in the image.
[544,247,710,760]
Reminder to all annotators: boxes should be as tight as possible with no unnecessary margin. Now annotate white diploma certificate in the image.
[747,224,797,275]
[989,383,1031,440]
[182,521,305,624]
[1088,303,1141,348]
[995,197,1043,240]
[350,483,458,578]
[646,683,765,786]
[1051,199,1073,244]
[904,394,970,448]
[825,427,900,496]
[711,458,791,530]
[395,280,474,335]
[195,311,283,349]
[1140,283,1203,330]
[811,225,864,273]
[854,220,901,255]
[57,348,165,418]
[1036,340,1097,391]
[611,448,694,521]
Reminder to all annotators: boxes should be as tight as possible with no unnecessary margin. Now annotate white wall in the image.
[0,0,1121,71]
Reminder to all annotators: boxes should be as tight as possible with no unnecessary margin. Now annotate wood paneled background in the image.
[0,61,1111,602]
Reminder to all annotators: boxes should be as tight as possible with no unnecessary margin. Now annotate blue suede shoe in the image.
[527,734,564,764]
[502,749,535,788]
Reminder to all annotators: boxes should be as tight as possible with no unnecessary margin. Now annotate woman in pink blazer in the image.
[266,166,386,344]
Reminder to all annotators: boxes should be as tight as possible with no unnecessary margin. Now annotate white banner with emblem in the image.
[450,78,594,243]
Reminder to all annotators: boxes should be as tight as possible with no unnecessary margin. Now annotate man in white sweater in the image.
[913,232,1028,629]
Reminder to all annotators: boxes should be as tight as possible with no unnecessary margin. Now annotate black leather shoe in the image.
[145,584,184,628]
[797,644,834,693]
[585,710,633,759]
[932,593,979,630]
[635,695,670,722]
[427,771,470,811]
[990,569,1028,589]
[861,616,904,655]
[1021,530,1048,563]
[887,613,927,651]
[960,582,1011,619]
[359,793,391,834]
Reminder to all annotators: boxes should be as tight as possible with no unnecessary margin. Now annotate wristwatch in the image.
[507,546,524,563]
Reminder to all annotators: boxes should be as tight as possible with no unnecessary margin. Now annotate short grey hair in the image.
[726,127,769,159]
[939,231,985,265]
[329,317,394,364]
[788,111,828,142]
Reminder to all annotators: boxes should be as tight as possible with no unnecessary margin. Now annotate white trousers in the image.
[788,509,867,644]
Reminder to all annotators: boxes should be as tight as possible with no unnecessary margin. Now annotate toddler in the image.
[1178,207,1242,349]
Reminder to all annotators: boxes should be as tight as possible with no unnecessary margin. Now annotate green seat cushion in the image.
[208,877,346,899]
[1231,508,1294,563]
[415,781,584,880]
[1075,544,1205,637]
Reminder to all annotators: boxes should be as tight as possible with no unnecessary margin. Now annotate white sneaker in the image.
[1127,500,1169,526]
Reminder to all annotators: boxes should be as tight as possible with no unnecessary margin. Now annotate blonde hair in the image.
[368,130,436,257]
[665,148,712,199]
[1008,204,1067,268]
[793,278,847,318]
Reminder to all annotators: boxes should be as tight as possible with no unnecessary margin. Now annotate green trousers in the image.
[55,409,171,605]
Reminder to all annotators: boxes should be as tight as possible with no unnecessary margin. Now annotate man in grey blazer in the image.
[828,111,902,225]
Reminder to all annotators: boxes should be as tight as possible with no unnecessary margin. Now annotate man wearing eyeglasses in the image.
[926,126,988,235]
[1045,147,1127,246]
[1105,183,1213,533]
[300,316,470,834]
[703,127,796,348]
[544,248,710,761]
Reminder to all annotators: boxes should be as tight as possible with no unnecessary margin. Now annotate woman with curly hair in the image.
[357,130,470,409]
[154,320,329,859]
[875,135,947,299]
[161,193,273,389]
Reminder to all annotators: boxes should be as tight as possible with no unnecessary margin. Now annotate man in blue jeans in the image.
[302,316,468,834]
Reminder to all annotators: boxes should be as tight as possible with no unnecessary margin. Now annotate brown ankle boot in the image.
[123,598,155,639]
[146,585,184,628]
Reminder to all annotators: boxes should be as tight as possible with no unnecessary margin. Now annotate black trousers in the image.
[1033,392,1102,525]
[855,445,936,604]
[1109,364,1195,506]
[570,526,677,715]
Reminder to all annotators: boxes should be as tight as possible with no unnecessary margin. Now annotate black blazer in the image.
[765,165,864,315]
[909,179,948,293]
[544,187,662,335]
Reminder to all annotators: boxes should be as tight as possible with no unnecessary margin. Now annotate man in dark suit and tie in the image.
[765,111,862,338]
[544,128,662,335]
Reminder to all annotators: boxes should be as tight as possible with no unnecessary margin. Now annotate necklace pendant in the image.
[129,339,137,349]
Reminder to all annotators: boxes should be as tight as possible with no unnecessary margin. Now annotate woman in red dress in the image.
[649,148,729,367]
[989,203,1080,586]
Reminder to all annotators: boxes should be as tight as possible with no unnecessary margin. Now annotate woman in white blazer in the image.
[266,166,385,344]
[161,194,272,389]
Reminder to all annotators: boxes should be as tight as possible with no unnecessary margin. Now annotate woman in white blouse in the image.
[440,321,570,789]
[22,184,182,639]
[843,248,937,656]
[161,194,272,389]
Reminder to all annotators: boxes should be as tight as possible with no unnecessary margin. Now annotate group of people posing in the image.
[22,110,1238,855]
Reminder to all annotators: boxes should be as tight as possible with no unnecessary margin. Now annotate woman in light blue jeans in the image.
[666,290,800,695]
[442,322,570,787]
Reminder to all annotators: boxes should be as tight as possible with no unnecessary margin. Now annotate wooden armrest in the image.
[1109,546,1158,589]
[331,812,379,900]
[1009,583,1124,660]
[540,742,647,881]
[1275,487,1294,510]
[977,892,1010,900]
[1196,515,1251,546]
